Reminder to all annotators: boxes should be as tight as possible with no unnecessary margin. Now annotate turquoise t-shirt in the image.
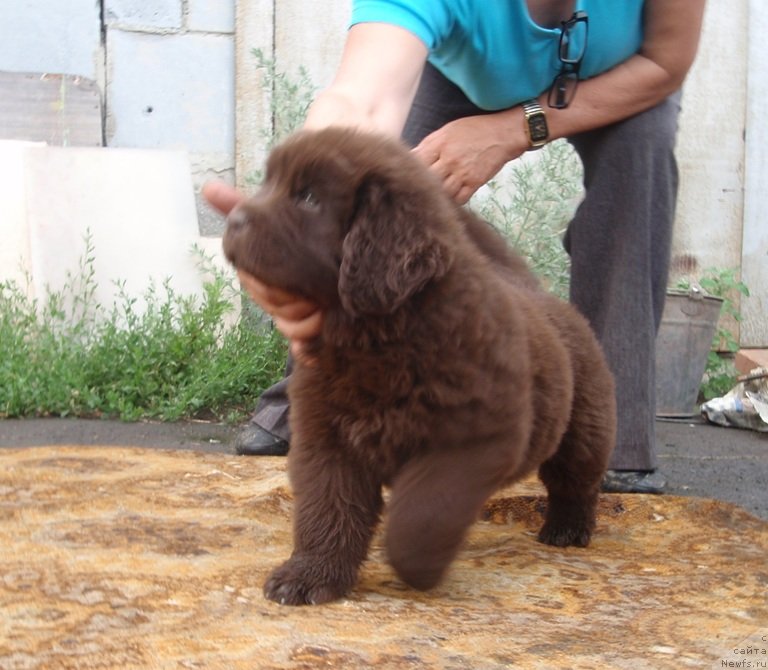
[350,0,645,110]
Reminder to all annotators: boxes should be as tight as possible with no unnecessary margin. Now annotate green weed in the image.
[244,48,318,186]
[471,141,581,297]
[675,267,750,400]
[0,236,287,422]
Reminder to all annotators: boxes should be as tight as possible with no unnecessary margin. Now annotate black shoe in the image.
[601,470,667,494]
[234,423,289,456]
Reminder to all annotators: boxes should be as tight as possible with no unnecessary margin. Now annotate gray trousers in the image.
[252,63,681,471]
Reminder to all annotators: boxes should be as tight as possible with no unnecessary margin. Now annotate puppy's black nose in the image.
[227,206,249,231]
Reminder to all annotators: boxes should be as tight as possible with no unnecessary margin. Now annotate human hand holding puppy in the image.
[202,181,323,356]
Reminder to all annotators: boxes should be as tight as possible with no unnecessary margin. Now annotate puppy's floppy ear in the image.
[338,179,453,316]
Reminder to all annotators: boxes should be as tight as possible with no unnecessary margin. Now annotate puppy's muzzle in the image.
[226,205,251,232]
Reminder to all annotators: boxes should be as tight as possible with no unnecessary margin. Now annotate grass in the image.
[0,237,287,422]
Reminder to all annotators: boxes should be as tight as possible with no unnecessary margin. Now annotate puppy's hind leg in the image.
[537,395,616,548]
[385,440,510,591]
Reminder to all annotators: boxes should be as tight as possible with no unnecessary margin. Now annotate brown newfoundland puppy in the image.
[223,127,616,606]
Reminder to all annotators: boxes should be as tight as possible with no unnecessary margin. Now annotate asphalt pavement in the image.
[0,416,766,520]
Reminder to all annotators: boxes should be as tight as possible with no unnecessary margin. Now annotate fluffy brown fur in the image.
[223,128,616,606]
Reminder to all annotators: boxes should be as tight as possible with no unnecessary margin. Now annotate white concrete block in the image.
[20,145,207,316]
[0,0,101,79]
[0,141,44,294]
[107,30,234,155]
[187,0,235,33]
[104,0,183,31]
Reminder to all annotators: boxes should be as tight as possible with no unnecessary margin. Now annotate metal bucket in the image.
[655,289,724,418]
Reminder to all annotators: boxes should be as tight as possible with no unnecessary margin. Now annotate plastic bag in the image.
[700,367,768,432]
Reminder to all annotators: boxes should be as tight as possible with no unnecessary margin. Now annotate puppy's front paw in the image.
[263,555,354,606]
[537,521,592,548]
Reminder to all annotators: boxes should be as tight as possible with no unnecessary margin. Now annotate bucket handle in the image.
[680,285,710,317]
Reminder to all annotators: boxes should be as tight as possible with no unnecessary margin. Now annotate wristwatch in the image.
[522,100,549,149]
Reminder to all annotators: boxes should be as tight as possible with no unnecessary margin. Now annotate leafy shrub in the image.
[0,238,286,422]
[675,268,750,400]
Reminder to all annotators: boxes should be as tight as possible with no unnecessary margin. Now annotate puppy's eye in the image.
[295,188,320,210]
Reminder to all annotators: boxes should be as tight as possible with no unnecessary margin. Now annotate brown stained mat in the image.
[0,446,766,669]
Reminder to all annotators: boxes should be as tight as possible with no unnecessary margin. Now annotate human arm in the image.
[208,23,429,347]
[543,0,706,142]
[413,0,707,204]
[303,22,428,135]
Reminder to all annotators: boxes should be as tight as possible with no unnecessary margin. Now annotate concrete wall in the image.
[233,0,350,190]
[104,0,235,235]
[674,3,746,283]
[0,0,235,235]
[0,0,103,79]
[672,0,767,346]
[741,0,768,347]
[0,1,238,320]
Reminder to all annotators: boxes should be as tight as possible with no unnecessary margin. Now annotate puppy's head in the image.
[223,128,455,316]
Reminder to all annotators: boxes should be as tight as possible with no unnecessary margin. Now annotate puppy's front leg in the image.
[385,440,509,591]
[264,451,382,606]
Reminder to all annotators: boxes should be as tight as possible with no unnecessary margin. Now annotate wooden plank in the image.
[0,71,102,147]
